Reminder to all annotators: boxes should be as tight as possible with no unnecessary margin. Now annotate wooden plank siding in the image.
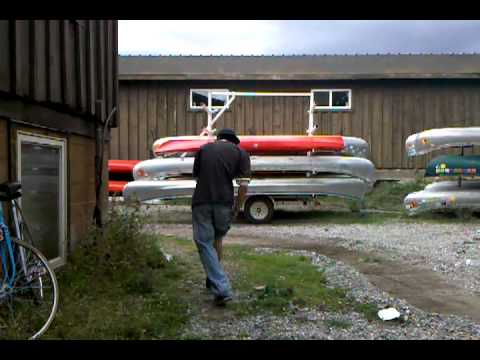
[0,21,10,93]
[0,20,117,255]
[0,20,118,132]
[112,79,480,169]
[48,20,62,104]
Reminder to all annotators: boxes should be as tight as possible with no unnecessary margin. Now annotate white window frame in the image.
[190,88,230,110]
[311,89,352,110]
[16,131,67,269]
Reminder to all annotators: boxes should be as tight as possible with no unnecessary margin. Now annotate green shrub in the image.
[68,201,165,279]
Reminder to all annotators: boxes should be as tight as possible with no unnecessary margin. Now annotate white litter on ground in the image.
[378,308,401,321]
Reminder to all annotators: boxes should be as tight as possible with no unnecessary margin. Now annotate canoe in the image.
[108,180,128,194]
[123,177,373,203]
[152,135,369,158]
[406,127,480,157]
[425,155,480,178]
[132,155,376,184]
[404,180,480,215]
[109,160,141,174]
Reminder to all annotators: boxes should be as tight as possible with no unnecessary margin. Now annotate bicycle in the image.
[0,181,59,340]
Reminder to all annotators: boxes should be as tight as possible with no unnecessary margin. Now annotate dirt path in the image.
[152,224,480,322]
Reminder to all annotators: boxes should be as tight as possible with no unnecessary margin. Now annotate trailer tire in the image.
[244,196,274,224]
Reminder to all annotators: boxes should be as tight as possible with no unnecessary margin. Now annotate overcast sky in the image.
[119,20,480,56]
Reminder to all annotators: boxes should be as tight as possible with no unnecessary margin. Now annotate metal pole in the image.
[307,91,317,136]
[210,94,236,131]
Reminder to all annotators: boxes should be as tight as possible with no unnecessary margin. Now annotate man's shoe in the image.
[206,277,213,290]
[214,294,232,307]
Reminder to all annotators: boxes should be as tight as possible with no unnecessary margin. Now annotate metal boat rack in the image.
[199,91,323,137]
[405,128,480,215]
[125,90,372,224]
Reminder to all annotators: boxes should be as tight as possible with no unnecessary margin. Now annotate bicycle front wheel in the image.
[0,239,59,340]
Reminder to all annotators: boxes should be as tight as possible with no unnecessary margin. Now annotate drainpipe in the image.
[93,100,117,229]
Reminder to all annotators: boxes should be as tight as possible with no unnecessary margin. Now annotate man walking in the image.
[192,128,251,306]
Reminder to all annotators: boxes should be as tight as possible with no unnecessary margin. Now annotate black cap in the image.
[217,128,240,145]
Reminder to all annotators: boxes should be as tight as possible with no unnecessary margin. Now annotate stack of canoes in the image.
[120,134,376,204]
[404,127,480,214]
[108,160,140,195]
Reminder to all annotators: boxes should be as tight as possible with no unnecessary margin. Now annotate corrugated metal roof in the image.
[119,54,480,80]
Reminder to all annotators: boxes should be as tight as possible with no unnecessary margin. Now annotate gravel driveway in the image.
[144,205,480,339]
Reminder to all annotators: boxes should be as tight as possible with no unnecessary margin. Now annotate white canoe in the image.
[133,156,376,184]
[123,177,372,203]
[406,127,480,157]
[404,180,480,215]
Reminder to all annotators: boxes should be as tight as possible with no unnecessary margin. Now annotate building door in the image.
[17,132,67,268]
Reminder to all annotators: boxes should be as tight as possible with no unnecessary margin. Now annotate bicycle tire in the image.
[0,239,59,340]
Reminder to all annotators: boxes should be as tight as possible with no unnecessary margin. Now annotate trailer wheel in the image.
[244,196,274,224]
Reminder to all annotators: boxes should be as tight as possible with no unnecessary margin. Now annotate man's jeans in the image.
[192,203,233,298]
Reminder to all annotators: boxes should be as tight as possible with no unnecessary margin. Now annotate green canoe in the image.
[425,155,480,177]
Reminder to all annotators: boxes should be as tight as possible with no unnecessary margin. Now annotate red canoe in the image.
[153,135,345,157]
[109,180,128,194]
[109,160,141,174]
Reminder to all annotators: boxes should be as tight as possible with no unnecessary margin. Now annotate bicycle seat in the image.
[0,182,22,201]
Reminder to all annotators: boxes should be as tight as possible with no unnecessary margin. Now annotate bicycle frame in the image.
[0,203,17,289]
[0,200,29,290]
[0,183,59,340]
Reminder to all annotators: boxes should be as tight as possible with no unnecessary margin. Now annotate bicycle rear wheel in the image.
[0,239,59,340]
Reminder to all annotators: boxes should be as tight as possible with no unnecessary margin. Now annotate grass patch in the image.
[221,246,378,322]
[154,237,382,325]
[353,303,380,322]
[365,180,427,212]
[229,247,345,316]
[42,204,191,340]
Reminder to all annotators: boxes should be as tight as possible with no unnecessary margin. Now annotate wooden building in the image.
[0,20,118,267]
[114,54,480,170]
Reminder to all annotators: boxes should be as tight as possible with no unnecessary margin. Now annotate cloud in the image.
[119,20,280,55]
[119,20,480,55]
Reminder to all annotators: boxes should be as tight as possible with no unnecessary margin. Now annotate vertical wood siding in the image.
[112,79,480,169]
[0,20,118,126]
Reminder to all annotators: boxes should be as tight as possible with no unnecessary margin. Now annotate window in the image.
[312,89,352,110]
[17,132,67,268]
[190,89,230,110]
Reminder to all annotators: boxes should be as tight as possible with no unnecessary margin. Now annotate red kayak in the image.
[109,160,141,174]
[153,135,345,157]
[109,180,128,194]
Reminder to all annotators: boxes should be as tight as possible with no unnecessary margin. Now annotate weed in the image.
[354,302,380,322]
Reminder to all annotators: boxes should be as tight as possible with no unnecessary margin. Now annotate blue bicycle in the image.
[0,182,58,340]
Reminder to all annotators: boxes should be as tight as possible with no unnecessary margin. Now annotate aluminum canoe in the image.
[132,155,376,184]
[123,177,372,203]
[404,180,480,215]
[405,127,480,157]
